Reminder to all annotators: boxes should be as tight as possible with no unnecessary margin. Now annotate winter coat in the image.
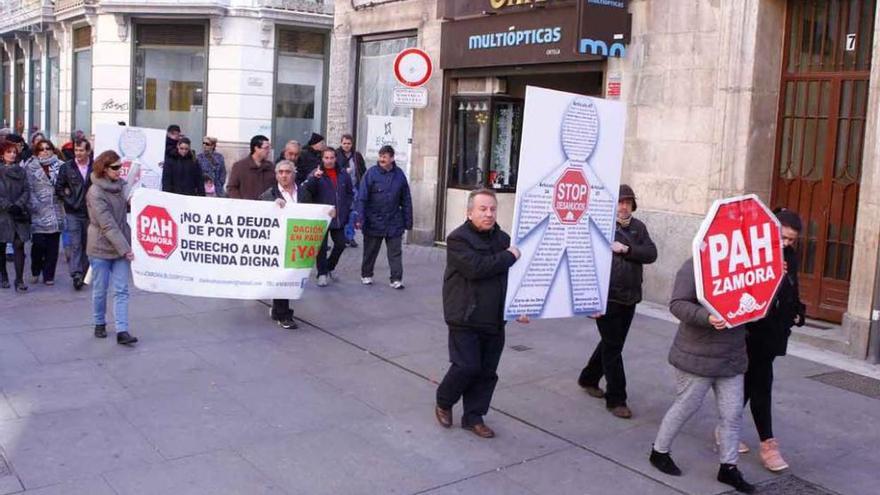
[0,163,31,242]
[335,149,366,187]
[746,246,806,357]
[227,156,276,200]
[300,167,354,230]
[197,151,226,196]
[162,152,206,196]
[55,158,93,217]
[608,217,657,305]
[296,148,321,186]
[443,221,517,333]
[24,157,65,234]
[356,162,413,238]
[667,259,748,378]
[86,174,131,260]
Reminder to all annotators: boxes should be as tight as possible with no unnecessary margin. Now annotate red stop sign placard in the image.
[137,205,178,259]
[553,167,590,225]
[692,195,783,327]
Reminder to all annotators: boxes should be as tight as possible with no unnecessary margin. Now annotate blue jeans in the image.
[90,257,130,332]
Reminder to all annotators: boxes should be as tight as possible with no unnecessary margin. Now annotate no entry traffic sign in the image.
[692,194,783,327]
[393,48,433,88]
[137,205,178,259]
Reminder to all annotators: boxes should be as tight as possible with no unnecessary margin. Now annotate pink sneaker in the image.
[760,438,789,472]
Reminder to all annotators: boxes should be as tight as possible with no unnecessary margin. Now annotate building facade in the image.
[329,0,880,361]
[0,0,333,160]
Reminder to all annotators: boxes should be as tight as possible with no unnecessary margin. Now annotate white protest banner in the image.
[504,86,625,320]
[130,189,332,299]
[94,124,166,192]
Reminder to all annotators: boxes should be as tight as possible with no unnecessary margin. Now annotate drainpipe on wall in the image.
[869,237,880,364]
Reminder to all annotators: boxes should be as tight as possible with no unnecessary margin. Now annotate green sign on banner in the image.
[284,219,328,269]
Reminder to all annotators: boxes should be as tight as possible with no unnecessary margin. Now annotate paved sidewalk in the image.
[0,244,877,494]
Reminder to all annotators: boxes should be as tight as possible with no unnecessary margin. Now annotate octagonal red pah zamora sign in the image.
[553,167,590,225]
[137,205,178,259]
[692,194,784,327]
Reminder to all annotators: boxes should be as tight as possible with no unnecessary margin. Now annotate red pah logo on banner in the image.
[137,205,178,259]
[692,195,784,327]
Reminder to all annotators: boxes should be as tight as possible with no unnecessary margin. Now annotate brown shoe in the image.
[435,406,452,428]
[608,405,633,419]
[583,385,605,398]
[463,423,495,438]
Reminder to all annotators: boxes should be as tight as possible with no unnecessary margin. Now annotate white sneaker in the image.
[317,275,328,287]
[361,277,373,285]
[390,280,405,290]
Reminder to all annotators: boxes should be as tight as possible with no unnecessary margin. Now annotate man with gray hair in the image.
[435,188,525,439]
[260,159,301,330]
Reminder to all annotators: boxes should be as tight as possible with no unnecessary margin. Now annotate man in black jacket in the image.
[435,188,523,439]
[578,184,657,419]
[55,138,93,289]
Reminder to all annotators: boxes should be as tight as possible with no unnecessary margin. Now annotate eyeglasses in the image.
[108,162,123,171]
[203,142,212,146]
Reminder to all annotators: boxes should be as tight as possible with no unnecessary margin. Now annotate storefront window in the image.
[14,46,24,135]
[274,29,326,148]
[134,24,206,149]
[48,41,60,140]
[73,26,92,136]
[356,35,416,171]
[449,96,523,191]
[30,41,42,136]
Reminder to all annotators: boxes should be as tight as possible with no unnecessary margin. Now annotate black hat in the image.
[5,133,24,144]
[619,184,637,211]
[773,208,802,232]
[307,133,325,147]
[167,124,181,133]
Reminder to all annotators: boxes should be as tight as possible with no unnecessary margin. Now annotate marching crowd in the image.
[1,125,806,493]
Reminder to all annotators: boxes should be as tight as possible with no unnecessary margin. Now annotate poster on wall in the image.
[504,86,625,320]
[130,189,333,300]
[365,115,412,174]
[94,123,166,192]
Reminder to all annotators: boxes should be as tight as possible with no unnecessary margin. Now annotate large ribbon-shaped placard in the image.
[506,97,616,318]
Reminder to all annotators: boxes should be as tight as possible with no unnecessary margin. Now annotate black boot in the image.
[14,280,28,292]
[717,464,755,493]
[117,331,139,345]
[94,324,107,338]
[73,273,84,291]
[650,448,682,476]
[0,273,9,289]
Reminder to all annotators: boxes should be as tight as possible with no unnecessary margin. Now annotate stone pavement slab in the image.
[0,244,876,494]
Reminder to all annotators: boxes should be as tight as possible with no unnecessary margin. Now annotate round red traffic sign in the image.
[137,205,178,259]
[393,48,433,88]
[553,167,590,225]
[692,195,783,327]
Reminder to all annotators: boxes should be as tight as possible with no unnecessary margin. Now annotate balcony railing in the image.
[0,0,54,34]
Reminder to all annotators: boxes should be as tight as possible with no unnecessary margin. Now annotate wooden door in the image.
[772,0,875,322]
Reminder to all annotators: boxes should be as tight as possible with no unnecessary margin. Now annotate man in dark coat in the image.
[162,137,205,196]
[577,184,657,419]
[296,132,324,186]
[742,209,805,473]
[435,188,523,439]
[336,134,366,248]
[355,145,413,289]
[55,138,93,289]
[301,148,354,286]
[165,125,181,160]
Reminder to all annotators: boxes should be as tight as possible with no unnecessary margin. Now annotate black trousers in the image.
[271,299,294,321]
[744,347,776,441]
[579,302,637,407]
[0,234,26,283]
[31,232,61,282]
[361,234,403,282]
[436,327,505,427]
[316,228,347,276]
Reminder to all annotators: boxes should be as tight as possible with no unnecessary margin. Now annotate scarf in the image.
[617,214,632,228]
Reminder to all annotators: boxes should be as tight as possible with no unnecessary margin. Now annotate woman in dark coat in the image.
[162,137,205,196]
[0,141,31,291]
